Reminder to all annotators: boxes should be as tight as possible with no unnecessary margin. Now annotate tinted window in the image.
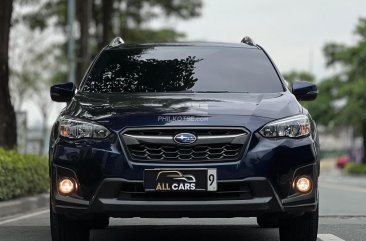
[81,46,284,93]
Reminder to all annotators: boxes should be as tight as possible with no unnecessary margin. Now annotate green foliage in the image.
[19,0,202,86]
[0,148,49,201]
[283,71,315,85]
[319,149,347,159]
[22,0,67,31]
[345,163,366,175]
[322,18,366,129]
[113,0,201,43]
[124,28,185,43]
[148,0,202,19]
[313,18,366,163]
[23,0,202,44]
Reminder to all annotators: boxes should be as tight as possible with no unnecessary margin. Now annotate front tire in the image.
[85,217,109,229]
[257,216,279,228]
[279,207,319,241]
[50,207,90,241]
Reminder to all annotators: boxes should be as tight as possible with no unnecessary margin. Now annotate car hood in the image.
[62,92,302,131]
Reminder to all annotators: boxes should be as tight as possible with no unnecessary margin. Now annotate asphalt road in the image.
[0,170,365,241]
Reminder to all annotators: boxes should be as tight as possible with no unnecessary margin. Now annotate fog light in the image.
[294,176,312,193]
[58,178,77,195]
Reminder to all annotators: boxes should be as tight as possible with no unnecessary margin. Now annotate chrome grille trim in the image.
[123,133,247,145]
[121,127,249,162]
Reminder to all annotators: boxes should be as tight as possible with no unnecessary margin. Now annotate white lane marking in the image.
[318,234,345,241]
[0,209,49,225]
[320,183,366,193]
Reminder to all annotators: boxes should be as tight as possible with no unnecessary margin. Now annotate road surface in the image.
[0,170,365,241]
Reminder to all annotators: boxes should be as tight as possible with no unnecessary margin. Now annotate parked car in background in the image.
[336,155,349,169]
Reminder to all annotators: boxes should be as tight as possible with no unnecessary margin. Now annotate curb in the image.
[0,193,48,218]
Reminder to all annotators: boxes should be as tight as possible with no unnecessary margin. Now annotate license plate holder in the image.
[144,169,217,192]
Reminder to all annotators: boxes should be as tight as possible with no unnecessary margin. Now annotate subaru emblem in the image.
[173,133,197,145]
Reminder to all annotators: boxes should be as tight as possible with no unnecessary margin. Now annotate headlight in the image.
[59,118,111,139]
[260,115,310,138]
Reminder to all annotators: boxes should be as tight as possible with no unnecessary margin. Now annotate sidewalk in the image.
[320,158,337,172]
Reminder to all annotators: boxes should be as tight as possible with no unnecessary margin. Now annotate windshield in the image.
[80,46,284,93]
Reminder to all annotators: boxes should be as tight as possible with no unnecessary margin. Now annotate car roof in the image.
[105,41,260,50]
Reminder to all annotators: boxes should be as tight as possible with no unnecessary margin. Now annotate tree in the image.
[76,0,92,82]
[100,0,114,48]
[9,25,44,110]
[321,18,366,163]
[10,66,38,110]
[23,0,203,85]
[0,0,17,149]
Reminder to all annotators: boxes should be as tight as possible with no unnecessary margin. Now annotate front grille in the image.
[121,127,249,162]
[129,143,243,160]
[118,182,252,201]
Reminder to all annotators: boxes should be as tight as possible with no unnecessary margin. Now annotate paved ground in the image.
[319,170,366,217]
[0,170,365,241]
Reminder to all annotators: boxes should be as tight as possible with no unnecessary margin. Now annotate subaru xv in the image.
[49,37,319,241]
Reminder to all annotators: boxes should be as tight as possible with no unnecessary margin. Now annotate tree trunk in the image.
[362,123,366,164]
[0,0,17,150]
[92,0,101,49]
[76,0,91,86]
[101,0,114,47]
[39,110,48,156]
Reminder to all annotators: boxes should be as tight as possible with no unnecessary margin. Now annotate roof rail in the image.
[241,36,255,46]
[108,37,125,47]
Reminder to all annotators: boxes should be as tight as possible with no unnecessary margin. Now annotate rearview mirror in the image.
[50,82,76,102]
[292,81,318,101]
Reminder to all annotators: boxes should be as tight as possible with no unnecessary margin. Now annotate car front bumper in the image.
[52,175,318,218]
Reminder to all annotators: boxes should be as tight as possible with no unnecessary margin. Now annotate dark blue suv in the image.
[49,37,319,241]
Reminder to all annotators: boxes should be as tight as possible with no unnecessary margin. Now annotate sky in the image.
[153,0,366,79]
[20,0,366,127]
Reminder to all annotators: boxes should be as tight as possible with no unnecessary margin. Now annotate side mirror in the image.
[50,82,76,102]
[292,81,318,101]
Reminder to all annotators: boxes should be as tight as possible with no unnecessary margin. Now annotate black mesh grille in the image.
[129,143,243,161]
[122,127,248,162]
